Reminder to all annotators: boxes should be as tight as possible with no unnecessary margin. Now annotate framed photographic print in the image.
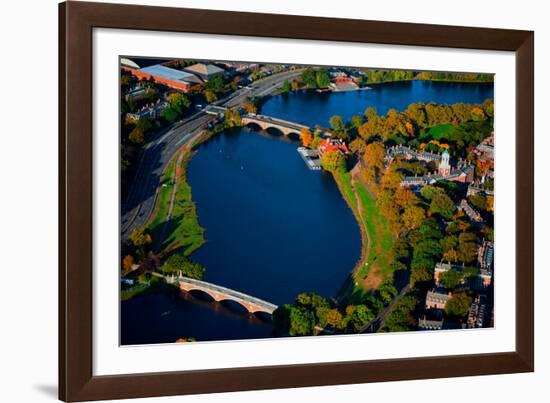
[59,1,534,401]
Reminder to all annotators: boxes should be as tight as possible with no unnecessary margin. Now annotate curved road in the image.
[121,68,304,240]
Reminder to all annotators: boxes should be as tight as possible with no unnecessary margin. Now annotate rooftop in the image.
[184,63,225,77]
[138,64,201,84]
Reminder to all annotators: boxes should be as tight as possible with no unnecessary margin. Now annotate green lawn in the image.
[144,151,205,257]
[418,123,455,141]
[354,181,394,279]
[334,172,394,283]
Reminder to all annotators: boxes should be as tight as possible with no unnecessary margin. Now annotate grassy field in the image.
[418,123,455,141]
[418,120,493,144]
[144,150,205,257]
[353,181,393,280]
[335,172,394,288]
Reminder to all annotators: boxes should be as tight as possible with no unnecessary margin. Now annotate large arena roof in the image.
[138,64,202,83]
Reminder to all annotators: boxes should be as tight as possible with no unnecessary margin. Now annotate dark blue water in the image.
[121,80,494,345]
[188,129,360,305]
[260,81,494,128]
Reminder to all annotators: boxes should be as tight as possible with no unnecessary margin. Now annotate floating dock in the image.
[297,147,321,170]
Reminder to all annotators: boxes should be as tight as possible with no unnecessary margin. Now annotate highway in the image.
[121,68,304,240]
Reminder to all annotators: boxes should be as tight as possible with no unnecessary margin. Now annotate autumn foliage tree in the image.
[321,150,347,173]
[122,254,135,275]
[300,128,313,148]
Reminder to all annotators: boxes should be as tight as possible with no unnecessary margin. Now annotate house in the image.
[418,317,444,331]
[459,199,484,222]
[466,295,488,328]
[425,289,453,310]
[126,100,169,121]
[184,63,225,81]
[317,138,350,156]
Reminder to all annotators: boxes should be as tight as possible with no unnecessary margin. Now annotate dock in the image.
[297,147,321,170]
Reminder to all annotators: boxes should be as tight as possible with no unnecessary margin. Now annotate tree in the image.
[329,115,347,139]
[128,127,144,144]
[321,149,346,173]
[300,128,313,148]
[206,73,225,91]
[350,115,363,129]
[160,254,205,280]
[445,292,471,319]
[289,306,316,336]
[242,100,258,114]
[122,255,135,275]
[204,89,218,103]
[167,92,191,113]
[361,142,386,184]
[402,205,425,230]
[346,305,373,331]
[349,138,366,154]
[381,296,418,332]
[300,68,317,88]
[325,308,344,329]
[377,282,398,305]
[129,227,152,248]
[160,107,179,123]
[315,69,330,88]
[439,268,464,289]
[281,80,291,93]
[421,186,455,220]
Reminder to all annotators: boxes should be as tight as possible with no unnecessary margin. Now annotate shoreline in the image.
[332,170,370,300]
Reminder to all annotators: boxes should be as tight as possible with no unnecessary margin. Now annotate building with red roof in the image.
[317,138,350,156]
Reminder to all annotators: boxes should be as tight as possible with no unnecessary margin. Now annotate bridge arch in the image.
[175,277,278,316]
[244,121,263,131]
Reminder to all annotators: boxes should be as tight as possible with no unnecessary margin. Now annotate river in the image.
[121,80,494,345]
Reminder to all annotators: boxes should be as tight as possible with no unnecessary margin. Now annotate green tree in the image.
[159,254,205,280]
[167,92,191,113]
[206,73,225,91]
[439,268,463,289]
[421,186,455,220]
[300,68,317,88]
[289,306,316,336]
[160,107,179,123]
[445,292,471,319]
[315,68,330,88]
[281,80,291,93]
[346,305,373,331]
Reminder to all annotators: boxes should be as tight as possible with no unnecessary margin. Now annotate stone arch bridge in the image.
[164,274,278,315]
[241,113,310,137]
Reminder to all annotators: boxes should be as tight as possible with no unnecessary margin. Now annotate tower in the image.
[439,150,451,176]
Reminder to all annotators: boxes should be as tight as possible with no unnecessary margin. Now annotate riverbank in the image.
[333,169,394,295]
[143,143,206,258]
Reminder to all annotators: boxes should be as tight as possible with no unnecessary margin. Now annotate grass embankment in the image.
[334,171,394,292]
[144,149,205,258]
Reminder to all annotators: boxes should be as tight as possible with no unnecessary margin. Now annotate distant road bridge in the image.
[163,274,278,315]
[242,113,309,137]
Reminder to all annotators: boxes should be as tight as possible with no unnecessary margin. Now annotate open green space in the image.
[418,120,493,144]
[335,172,394,284]
[354,181,394,280]
[144,151,205,257]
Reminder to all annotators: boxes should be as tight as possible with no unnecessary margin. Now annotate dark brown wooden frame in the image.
[59,1,534,401]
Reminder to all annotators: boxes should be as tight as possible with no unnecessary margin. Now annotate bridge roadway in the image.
[121,68,305,239]
[241,113,310,136]
[166,275,278,315]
